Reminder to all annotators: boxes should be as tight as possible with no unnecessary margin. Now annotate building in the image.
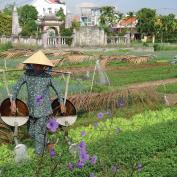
[31,0,66,17]
[80,5,101,26]
[113,16,139,39]
[113,16,137,31]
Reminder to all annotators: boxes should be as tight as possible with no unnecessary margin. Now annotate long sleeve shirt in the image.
[12,70,63,118]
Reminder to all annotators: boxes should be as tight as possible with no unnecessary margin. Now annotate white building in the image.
[30,0,66,17]
[80,4,101,26]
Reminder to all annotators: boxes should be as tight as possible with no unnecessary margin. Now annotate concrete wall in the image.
[0,29,129,48]
[73,26,107,47]
[0,36,42,46]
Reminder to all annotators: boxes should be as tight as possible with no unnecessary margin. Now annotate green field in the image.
[1,108,177,176]
[1,48,177,177]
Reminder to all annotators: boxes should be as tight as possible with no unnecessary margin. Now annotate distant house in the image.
[31,0,66,17]
[80,5,101,26]
[113,16,140,39]
[72,15,80,22]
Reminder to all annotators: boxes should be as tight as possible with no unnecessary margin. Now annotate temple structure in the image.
[12,5,22,36]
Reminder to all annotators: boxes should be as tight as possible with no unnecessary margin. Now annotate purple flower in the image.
[68,162,74,171]
[35,95,44,105]
[97,112,104,119]
[90,155,97,165]
[79,141,86,149]
[79,141,89,163]
[81,130,86,137]
[90,173,97,177]
[117,98,125,108]
[80,150,89,163]
[137,163,143,171]
[49,149,56,158]
[77,160,85,169]
[47,118,59,132]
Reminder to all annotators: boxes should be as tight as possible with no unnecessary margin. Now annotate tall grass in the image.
[0,42,13,52]
[154,43,177,51]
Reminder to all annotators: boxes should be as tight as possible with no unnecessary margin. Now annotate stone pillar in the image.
[12,5,21,36]
[71,29,76,47]
[65,11,72,28]
[42,31,48,48]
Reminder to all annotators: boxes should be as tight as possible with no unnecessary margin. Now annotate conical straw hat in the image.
[22,50,54,67]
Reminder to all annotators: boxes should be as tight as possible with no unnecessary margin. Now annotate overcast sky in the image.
[0,0,177,15]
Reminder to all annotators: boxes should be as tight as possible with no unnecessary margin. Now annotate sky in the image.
[0,0,177,15]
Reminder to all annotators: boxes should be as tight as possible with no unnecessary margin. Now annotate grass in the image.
[156,82,177,94]
[107,64,177,88]
[1,48,177,176]
[1,107,177,176]
[154,43,177,51]
[0,61,177,99]
[69,107,177,176]
[0,42,13,52]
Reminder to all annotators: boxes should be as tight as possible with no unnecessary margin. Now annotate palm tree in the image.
[99,6,118,29]
[127,11,135,40]
[117,12,124,33]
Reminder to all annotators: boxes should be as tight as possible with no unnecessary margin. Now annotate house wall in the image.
[31,0,66,16]
[73,26,107,47]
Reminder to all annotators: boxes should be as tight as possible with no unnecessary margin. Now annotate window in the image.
[48,8,52,14]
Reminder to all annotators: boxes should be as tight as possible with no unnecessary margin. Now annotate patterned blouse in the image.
[12,70,63,118]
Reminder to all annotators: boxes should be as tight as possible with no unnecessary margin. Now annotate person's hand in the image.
[11,101,17,115]
[60,103,66,114]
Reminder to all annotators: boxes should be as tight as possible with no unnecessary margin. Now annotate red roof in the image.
[113,17,137,28]
[72,15,80,22]
[46,0,61,4]
[119,17,137,26]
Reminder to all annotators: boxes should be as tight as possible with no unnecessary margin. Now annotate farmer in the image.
[11,50,66,155]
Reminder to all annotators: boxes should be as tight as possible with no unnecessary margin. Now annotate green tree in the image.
[159,14,177,42]
[18,5,38,36]
[20,20,37,36]
[3,4,14,16]
[56,8,65,21]
[60,28,73,46]
[127,11,135,38]
[118,12,124,21]
[136,8,157,41]
[99,6,119,32]
[0,12,12,35]
[71,19,80,30]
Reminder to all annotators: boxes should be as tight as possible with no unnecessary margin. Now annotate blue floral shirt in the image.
[12,70,63,118]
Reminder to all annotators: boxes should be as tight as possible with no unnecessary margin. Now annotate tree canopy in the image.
[18,5,38,36]
[99,6,119,30]
[136,8,157,37]
[0,12,12,36]
[56,8,65,21]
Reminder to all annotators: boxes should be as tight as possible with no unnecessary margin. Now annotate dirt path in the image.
[124,78,177,90]
[57,62,169,74]
[124,78,177,106]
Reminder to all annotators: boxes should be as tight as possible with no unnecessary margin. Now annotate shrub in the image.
[154,43,177,51]
[60,28,73,46]
[0,42,13,52]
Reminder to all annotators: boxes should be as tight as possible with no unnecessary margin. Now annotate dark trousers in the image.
[27,116,49,155]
